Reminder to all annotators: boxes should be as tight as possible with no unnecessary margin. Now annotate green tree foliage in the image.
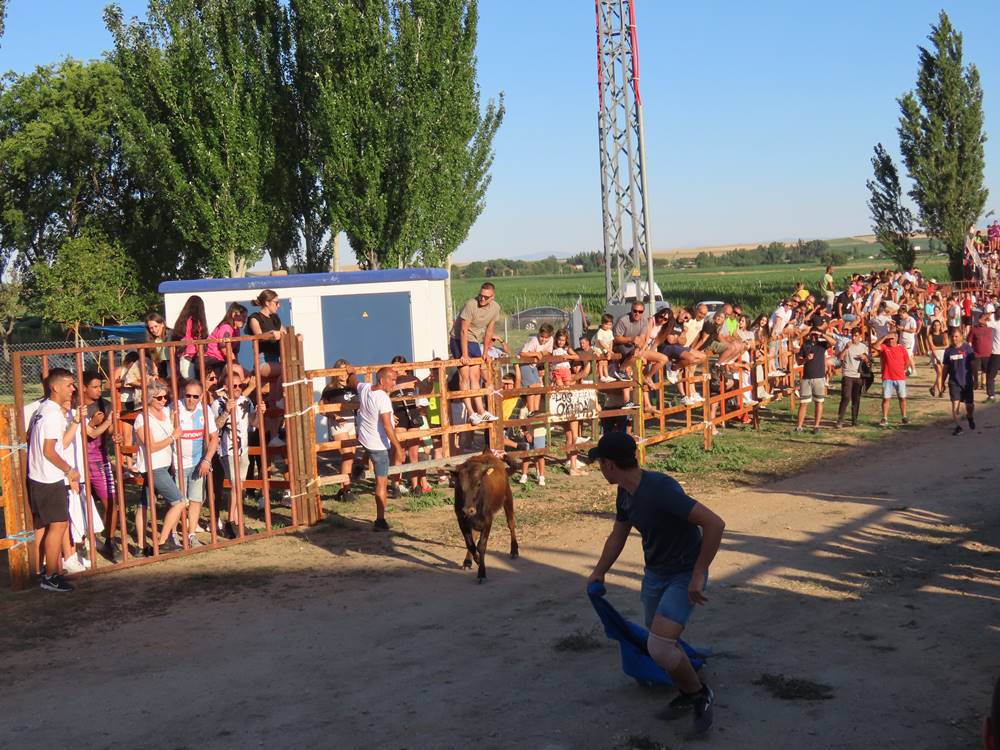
[866,143,915,270]
[310,0,503,269]
[0,0,7,43]
[898,11,987,280]
[0,60,124,268]
[105,0,282,277]
[30,229,145,341]
[0,265,27,361]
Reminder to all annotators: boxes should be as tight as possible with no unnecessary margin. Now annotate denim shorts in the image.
[640,568,708,628]
[144,467,183,507]
[882,379,907,398]
[519,364,541,387]
[369,449,390,478]
[449,339,483,359]
[182,465,206,502]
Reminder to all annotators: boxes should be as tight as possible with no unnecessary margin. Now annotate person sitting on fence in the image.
[518,323,554,415]
[132,381,185,554]
[611,302,649,383]
[205,303,248,371]
[213,366,257,539]
[550,328,577,387]
[247,289,285,448]
[26,368,80,592]
[321,359,360,502]
[592,313,615,383]
[173,379,219,547]
[170,295,209,382]
[345,365,405,531]
[653,308,707,406]
[81,369,121,563]
[693,310,746,369]
[449,282,501,426]
[144,312,173,379]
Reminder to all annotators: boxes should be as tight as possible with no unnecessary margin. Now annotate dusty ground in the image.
[1,396,998,749]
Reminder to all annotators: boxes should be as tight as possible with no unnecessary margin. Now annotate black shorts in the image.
[961,315,973,326]
[612,343,635,359]
[948,381,973,404]
[27,478,69,528]
[658,344,690,360]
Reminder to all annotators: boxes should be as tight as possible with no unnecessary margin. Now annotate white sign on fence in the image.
[548,387,599,422]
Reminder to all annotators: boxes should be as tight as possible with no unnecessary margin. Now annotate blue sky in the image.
[3,1,999,264]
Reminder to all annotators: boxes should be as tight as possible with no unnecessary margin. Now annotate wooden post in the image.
[0,405,33,591]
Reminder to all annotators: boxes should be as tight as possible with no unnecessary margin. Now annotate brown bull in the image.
[452,451,519,582]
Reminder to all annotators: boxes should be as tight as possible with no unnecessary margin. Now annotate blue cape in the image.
[587,581,710,686]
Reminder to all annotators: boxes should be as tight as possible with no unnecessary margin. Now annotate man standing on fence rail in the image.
[450,282,501,426]
[26,368,79,592]
[587,432,725,734]
[346,367,404,531]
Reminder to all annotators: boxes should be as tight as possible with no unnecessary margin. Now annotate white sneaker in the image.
[62,556,86,574]
[537,476,546,487]
[689,393,705,403]
[665,368,679,384]
[519,473,529,484]
[680,396,694,406]
[481,411,498,423]
[468,412,484,426]
[187,533,204,548]
[770,369,786,377]
[268,435,286,448]
[76,552,92,570]
[575,436,590,445]
[170,531,182,546]
[599,375,615,383]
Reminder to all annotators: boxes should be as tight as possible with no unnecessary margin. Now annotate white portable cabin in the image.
[159,268,450,374]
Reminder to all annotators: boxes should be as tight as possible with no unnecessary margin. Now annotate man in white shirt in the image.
[175,381,218,547]
[26,368,79,592]
[347,367,404,531]
[768,300,792,339]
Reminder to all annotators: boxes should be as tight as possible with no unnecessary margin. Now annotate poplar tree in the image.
[866,144,915,270]
[898,11,987,280]
[105,0,282,277]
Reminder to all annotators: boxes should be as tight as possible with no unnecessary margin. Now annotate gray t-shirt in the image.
[615,470,701,576]
[452,297,501,344]
[840,342,868,378]
[613,314,646,342]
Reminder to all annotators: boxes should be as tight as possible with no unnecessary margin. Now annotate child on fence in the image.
[593,314,615,383]
[205,303,248,369]
[550,328,576,386]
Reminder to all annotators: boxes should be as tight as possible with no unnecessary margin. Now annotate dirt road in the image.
[2,409,998,750]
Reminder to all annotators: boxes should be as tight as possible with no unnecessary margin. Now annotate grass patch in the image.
[648,435,770,473]
[403,491,452,512]
[553,627,604,652]
[754,673,834,700]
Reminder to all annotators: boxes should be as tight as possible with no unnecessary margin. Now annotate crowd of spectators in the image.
[19,236,1000,591]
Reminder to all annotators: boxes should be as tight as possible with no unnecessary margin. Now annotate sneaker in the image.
[689,393,705,403]
[267,435,286,448]
[986,396,996,402]
[743,399,759,406]
[480,411,499,423]
[468,412,484,426]
[537,476,546,487]
[811,426,821,435]
[901,417,910,425]
[62,555,86,574]
[665,369,679,384]
[769,369,786,377]
[834,421,843,429]
[953,425,964,436]
[793,426,804,433]
[187,533,204,548]
[76,552,92,570]
[221,522,237,540]
[373,518,390,532]
[623,401,637,409]
[879,418,888,427]
[599,375,615,383]
[969,417,976,430]
[518,473,529,485]
[851,419,858,427]
[613,370,632,381]
[40,574,74,593]
[388,484,401,499]
[680,396,694,406]
[335,487,359,502]
[100,539,121,563]
[397,483,411,496]
[159,537,182,553]
[692,684,715,734]
[575,436,590,445]
[170,531,182,547]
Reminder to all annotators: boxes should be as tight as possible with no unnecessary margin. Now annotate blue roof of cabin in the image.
[158,268,448,295]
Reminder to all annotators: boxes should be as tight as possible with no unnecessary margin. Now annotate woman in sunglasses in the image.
[132,382,183,556]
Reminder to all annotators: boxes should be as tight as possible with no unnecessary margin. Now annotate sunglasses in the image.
[152,395,168,402]
[478,294,493,300]
[184,393,201,399]
[631,309,644,314]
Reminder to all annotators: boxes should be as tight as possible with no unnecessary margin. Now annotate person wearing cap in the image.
[586,432,725,734]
